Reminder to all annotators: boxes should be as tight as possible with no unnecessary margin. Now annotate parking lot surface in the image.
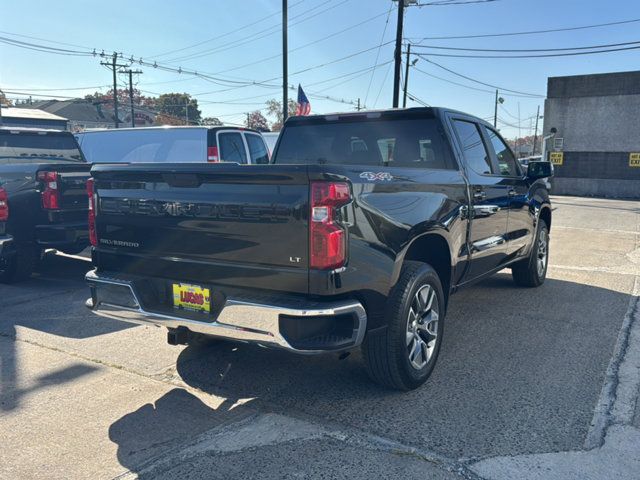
[1,195,639,479]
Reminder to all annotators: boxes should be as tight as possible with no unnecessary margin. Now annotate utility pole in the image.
[357,98,361,111]
[402,43,411,108]
[185,98,189,125]
[493,89,499,128]
[100,52,127,128]
[532,105,540,155]
[282,0,288,124]
[392,0,405,108]
[121,68,142,128]
[0,88,4,125]
[516,102,522,157]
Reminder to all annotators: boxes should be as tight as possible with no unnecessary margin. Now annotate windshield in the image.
[0,131,85,163]
[273,117,456,170]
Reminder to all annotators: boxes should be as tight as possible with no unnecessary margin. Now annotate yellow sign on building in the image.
[630,153,640,167]
[550,152,563,165]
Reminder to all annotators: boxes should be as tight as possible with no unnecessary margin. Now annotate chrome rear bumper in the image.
[0,235,14,256]
[85,270,367,354]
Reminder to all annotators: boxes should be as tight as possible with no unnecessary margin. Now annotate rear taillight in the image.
[0,188,8,222]
[207,146,219,162]
[310,181,351,270]
[87,178,97,247]
[37,171,60,210]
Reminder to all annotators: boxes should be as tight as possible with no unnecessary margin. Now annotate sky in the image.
[1,0,639,139]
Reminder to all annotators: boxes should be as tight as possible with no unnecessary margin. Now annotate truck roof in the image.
[0,126,73,134]
[285,106,493,128]
[77,125,262,135]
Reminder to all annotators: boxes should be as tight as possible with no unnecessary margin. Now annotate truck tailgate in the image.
[91,163,310,294]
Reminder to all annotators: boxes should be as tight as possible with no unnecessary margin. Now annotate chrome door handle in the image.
[508,189,517,197]
[473,190,487,201]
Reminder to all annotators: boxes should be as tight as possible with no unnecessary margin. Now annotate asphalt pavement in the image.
[0,195,638,479]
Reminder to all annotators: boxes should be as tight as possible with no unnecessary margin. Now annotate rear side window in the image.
[484,127,520,177]
[452,120,492,175]
[245,133,269,164]
[274,117,455,169]
[218,132,247,164]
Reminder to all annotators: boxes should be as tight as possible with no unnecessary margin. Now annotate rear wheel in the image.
[363,261,445,390]
[512,219,549,287]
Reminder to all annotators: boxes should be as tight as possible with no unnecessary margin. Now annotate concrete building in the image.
[0,107,68,130]
[543,71,640,198]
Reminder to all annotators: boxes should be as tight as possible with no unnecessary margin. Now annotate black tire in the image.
[0,244,38,283]
[512,219,549,288]
[362,261,445,391]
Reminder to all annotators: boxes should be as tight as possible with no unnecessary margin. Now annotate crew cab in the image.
[0,128,91,282]
[85,108,553,390]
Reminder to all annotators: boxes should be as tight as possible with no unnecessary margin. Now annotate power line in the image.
[410,39,640,53]
[413,43,640,59]
[407,91,430,107]
[407,17,640,41]
[425,59,545,98]
[149,0,306,58]
[373,62,394,108]
[417,0,499,5]
[211,9,390,77]
[364,2,395,105]
[0,36,94,56]
[422,59,545,97]
[0,84,110,92]
[163,0,347,64]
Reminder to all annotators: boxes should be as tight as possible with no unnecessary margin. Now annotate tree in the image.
[85,88,155,109]
[506,135,542,156]
[245,111,269,131]
[0,91,13,107]
[202,116,223,126]
[155,113,188,126]
[265,98,298,131]
[155,93,201,125]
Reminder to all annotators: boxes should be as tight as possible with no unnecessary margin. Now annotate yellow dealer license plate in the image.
[172,283,211,313]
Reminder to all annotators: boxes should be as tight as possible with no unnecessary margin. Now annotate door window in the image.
[452,120,492,175]
[245,133,270,164]
[485,128,520,177]
[218,132,247,164]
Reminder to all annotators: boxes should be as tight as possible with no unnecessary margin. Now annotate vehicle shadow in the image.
[0,251,132,339]
[0,251,132,413]
[108,387,256,479]
[106,273,631,473]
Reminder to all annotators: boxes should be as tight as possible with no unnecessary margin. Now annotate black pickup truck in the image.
[0,128,90,282]
[86,108,552,390]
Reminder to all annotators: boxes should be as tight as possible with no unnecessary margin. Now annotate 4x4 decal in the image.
[359,172,394,182]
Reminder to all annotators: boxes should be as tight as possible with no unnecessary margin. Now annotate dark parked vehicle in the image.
[85,107,553,390]
[0,128,90,282]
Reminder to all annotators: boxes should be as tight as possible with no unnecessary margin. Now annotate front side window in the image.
[245,133,269,164]
[218,132,247,164]
[452,120,492,175]
[485,128,519,177]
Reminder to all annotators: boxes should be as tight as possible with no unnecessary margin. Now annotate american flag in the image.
[296,84,311,116]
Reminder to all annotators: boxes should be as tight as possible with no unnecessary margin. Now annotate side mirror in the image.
[527,161,553,180]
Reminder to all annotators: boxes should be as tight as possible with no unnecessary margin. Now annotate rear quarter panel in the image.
[307,165,468,328]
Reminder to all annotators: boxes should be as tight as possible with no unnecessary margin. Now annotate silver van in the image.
[75,126,269,164]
